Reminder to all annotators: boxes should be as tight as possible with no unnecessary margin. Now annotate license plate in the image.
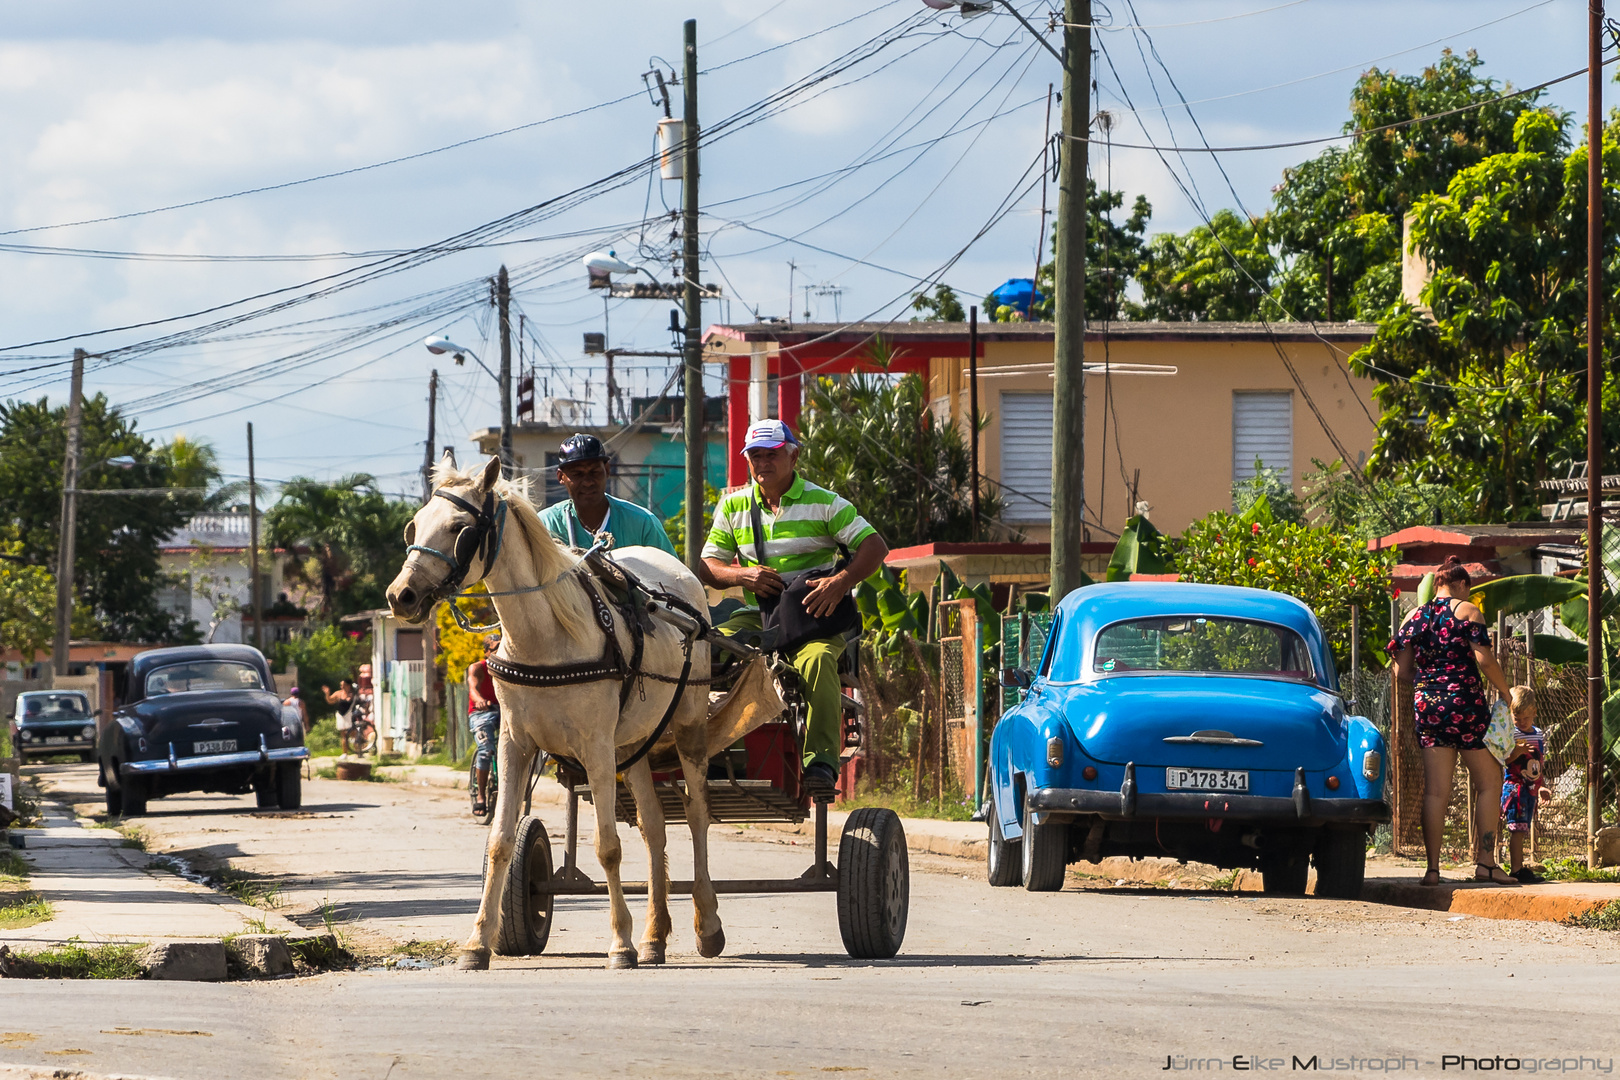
[193,739,237,755]
[1166,767,1249,792]
[44,736,71,745]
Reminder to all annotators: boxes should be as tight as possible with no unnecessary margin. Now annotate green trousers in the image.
[717,609,845,770]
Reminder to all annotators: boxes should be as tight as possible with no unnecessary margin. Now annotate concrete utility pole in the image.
[1587,0,1605,869]
[53,348,86,679]
[969,305,981,540]
[496,265,514,478]
[247,422,263,653]
[681,17,705,572]
[423,369,438,502]
[1049,0,1089,600]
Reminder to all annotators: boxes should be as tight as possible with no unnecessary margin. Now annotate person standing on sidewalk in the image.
[321,679,357,756]
[697,420,888,794]
[1389,555,1518,886]
[538,433,676,554]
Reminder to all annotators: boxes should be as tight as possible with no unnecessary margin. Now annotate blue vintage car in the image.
[988,582,1389,896]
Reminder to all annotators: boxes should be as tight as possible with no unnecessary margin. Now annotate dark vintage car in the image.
[8,690,98,762]
[96,644,307,816]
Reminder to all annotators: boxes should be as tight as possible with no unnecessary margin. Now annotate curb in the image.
[1361,878,1619,923]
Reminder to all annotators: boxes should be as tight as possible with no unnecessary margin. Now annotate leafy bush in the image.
[1302,458,1473,541]
[1232,460,1304,525]
[274,624,369,718]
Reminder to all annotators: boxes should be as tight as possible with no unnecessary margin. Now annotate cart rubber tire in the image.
[1313,826,1366,899]
[836,807,908,959]
[485,815,554,957]
[276,762,302,810]
[986,789,1020,887]
[121,775,148,817]
[1020,793,1066,892]
[253,771,277,808]
[1260,850,1310,895]
[104,762,123,817]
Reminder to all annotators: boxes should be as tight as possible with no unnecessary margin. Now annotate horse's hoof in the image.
[607,948,639,970]
[697,928,726,958]
[456,948,491,971]
[638,942,666,966]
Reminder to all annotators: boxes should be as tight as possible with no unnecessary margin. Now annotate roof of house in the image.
[706,319,1379,346]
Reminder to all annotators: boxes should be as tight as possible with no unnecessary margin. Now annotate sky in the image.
[0,0,1595,502]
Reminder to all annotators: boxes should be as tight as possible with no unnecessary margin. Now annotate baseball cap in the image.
[558,433,609,465]
[740,419,800,454]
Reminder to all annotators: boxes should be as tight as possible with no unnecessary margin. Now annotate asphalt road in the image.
[9,762,1620,1079]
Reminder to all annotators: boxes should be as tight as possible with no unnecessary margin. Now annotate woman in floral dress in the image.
[1389,556,1516,886]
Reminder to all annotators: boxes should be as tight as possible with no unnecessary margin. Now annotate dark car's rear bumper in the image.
[1029,767,1389,826]
[123,741,308,776]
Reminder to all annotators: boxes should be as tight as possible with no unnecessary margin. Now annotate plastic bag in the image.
[1484,699,1515,764]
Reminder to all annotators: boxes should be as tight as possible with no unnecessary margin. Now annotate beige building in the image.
[705,320,1379,540]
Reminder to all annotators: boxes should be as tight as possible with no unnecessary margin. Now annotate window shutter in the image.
[1232,391,1293,485]
[1000,392,1053,523]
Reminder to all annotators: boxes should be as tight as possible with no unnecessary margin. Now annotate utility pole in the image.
[423,370,439,502]
[1049,0,1089,600]
[681,17,704,572]
[496,265,514,478]
[1587,0,1605,869]
[53,348,86,679]
[968,305,981,540]
[247,422,263,653]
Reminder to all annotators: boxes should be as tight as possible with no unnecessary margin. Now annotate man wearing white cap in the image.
[698,419,888,793]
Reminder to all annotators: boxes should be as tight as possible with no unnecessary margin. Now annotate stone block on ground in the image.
[1595,826,1620,868]
[139,940,228,982]
[230,934,292,977]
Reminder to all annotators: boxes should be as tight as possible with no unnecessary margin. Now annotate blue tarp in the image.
[989,278,1044,315]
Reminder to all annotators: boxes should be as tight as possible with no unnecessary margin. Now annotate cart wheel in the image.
[837,807,908,959]
[486,814,554,957]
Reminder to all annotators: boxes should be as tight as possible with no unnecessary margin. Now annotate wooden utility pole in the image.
[968,305,981,540]
[1587,0,1605,869]
[1049,0,1089,600]
[423,370,439,502]
[53,348,86,679]
[681,17,705,572]
[496,266,514,478]
[247,422,263,653]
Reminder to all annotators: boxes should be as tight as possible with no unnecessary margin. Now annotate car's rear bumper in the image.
[1029,766,1389,826]
[122,744,308,776]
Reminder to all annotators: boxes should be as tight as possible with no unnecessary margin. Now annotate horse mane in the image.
[431,458,592,641]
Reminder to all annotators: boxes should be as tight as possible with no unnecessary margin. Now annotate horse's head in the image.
[387,455,504,624]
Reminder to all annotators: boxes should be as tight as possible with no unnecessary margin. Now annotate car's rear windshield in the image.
[20,693,88,718]
[145,661,264,696]
[1093,616,1315,681]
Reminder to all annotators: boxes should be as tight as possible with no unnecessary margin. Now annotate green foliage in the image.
[662,483,720,564]
[796,352,997,546]
[3,939,147,979]
[1541,857,1620,884]
[1301,458,1473,541]
[0,535,55,659]
[1176,501,1398,671]
[263,475,415,620]
[853,567,927,657]
[1471,575,1588,624]
[273,624,368,719]
[909,283,966,322]
[1232,461,1304,525]
[1027,180,1152,322]
[1134,209,1274,322]
[1106,514,1171,581]
[1566,899,1620,931]
[0,394,209,642]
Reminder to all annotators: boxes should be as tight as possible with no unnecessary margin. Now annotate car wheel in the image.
[836,807,909,960]
[1020,792,1066,892]
[1313,826,1367,899]
[276,763,302,810]
[122,775,149,817]
[1259,850,1309,895]
[253,770,278,809]
[986,788,1021,888]
[104,763,124,817]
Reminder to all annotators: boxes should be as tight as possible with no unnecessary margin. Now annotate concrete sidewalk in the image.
[2,799,303,949]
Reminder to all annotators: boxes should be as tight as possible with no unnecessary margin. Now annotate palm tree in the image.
[263,475,414,619]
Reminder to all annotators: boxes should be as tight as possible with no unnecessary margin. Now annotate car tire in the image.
[1313,826,1367,899]
[122,775,148,817]
[276,763,302,810]
[1020,792,1066,892]
[104,763,124,817]
[253,771,277,809]
[1259,850,1309,895]
[986,789,1021,888]
[836,807,909,960]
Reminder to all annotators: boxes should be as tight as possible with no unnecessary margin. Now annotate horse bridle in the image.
[407,487,508,604]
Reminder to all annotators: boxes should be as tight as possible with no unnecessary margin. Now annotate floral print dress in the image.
[1388,597,1493,749]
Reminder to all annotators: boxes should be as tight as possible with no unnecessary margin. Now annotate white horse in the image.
[386,456,724,970]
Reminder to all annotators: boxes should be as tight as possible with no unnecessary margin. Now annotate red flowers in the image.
[1247,558,1258,567]
[1251,522,1262,535]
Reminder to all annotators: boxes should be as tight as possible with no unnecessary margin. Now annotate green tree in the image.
[909,284,966,322]
[274,624,370,719]
[0,395,205,642]
[1133,209,1274,322]
[1022,180,1152,322]
[262,475,415,620]
[0,535,55,660]
[1301,458,1473,541]
[1231,460,1304,525]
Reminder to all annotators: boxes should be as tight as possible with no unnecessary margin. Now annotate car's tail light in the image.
[1362,750,1381,781]
[1046,737,1064,768]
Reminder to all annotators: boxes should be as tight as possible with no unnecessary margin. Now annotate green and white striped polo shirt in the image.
[701,474,877,599]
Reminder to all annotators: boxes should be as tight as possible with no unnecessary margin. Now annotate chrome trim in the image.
[123,746,309,775]
[1163,730,1264,747]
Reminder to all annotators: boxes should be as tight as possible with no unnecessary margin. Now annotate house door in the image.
[999,392,1053,523]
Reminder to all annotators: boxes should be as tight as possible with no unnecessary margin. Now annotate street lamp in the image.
[425,335,510,473]
[581,250,672,295]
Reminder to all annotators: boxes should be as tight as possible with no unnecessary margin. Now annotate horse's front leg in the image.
[623,759,671,965]
[458,724,535,969]
[676,723,724,958]
[581,745,639,969]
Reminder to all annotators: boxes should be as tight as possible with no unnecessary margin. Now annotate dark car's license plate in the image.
[193,739,238,754]
[1166,767,1249,792]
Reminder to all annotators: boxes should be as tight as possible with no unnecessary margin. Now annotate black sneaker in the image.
[801,762,839,794]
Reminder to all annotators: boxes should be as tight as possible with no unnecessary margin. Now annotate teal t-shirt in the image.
[539,494,676,556]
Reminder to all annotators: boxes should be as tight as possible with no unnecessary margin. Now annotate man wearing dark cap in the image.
[538,433,676,554]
